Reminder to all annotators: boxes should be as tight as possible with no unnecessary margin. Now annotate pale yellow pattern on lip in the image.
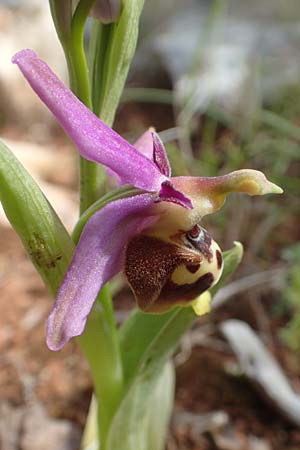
[171,239,223,286]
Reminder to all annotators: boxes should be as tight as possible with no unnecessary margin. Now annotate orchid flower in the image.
[12,49,282,351]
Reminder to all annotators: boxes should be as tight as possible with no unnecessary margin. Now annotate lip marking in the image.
[186,225,213,262]
[186,262,201,274]
[216,250,222,269]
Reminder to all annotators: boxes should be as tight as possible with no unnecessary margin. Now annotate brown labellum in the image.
[125,229,220,313]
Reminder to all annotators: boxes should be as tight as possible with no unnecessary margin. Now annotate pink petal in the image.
[46,194,156,350]
[134,130,171,176]
[134,129,155,160]
[152,131,171,177]
[12,50,166,191]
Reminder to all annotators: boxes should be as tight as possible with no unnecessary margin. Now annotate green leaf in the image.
[106,361,175,450]
[89,0,145,124]
[0,140,74,295]
[49,0,72,47]
[211,241,243,297]
[146,361,175,450]
[81,395,99,450]
[120,306,195,386]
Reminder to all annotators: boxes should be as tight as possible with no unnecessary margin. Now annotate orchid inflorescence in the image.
[12,49,282,352]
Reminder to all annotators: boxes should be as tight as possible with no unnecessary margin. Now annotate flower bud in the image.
[91,0,121,23]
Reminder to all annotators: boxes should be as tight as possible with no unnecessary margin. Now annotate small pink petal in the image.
[152,131,171,177]
[107,129,172,184]
[157,180,193,209]
[134,129,155,160]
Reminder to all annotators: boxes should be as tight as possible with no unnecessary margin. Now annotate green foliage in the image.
[49,0,72,47]
[106,361,174,450]
[89,0,145,124]
[78,286,124,449]
[0,140,74,296]
[279,244,300,351]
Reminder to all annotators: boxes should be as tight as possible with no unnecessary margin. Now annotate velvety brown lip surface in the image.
[125,234,202,311]
[160,272,214,303]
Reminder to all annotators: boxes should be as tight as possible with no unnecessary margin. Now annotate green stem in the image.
[78,285,123,449]
[67,0,101,214]
[89,21,114,117]
[70,0,94,106]
[63,4,124,448]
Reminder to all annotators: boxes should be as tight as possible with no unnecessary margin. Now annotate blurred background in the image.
[0,1,300,449]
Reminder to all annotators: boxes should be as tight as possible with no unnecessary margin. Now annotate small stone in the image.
[20,404,81,450]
